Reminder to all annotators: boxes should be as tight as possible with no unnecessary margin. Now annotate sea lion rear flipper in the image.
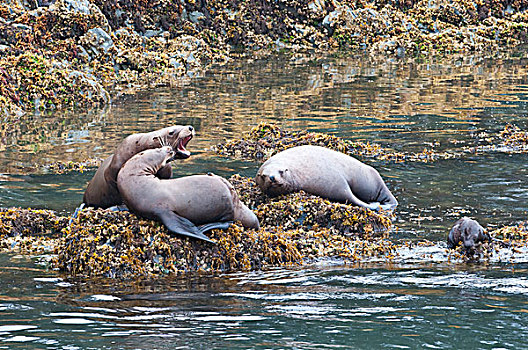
[155,210,215,243]
[198,221,233,233]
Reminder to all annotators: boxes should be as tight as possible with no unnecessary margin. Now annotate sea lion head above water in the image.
[447,217,490,253]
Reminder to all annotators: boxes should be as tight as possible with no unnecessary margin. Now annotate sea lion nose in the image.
[269,175,276,183]
[189,126,194,132]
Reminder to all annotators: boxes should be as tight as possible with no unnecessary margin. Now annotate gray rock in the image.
[13,23,32,31]
[143,29,162,38]
[85,27,113,52]
[169,58,182,69]
[189,11,205,24]
[61,0,91,15]
[308,0,325,15]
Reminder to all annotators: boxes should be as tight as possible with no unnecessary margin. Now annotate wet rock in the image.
[213,122,459,164]
[60,0,91,14]
[79,27,113,57]
[188,10,205,24]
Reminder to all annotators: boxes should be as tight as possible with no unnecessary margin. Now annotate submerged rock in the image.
[213,122,458,163]
[465,124,528,154]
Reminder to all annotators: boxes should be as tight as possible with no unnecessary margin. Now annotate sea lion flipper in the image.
[198,221,233,233]
[156,210,215,243]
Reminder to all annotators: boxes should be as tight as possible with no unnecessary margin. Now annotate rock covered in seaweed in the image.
[213,122,457,163]
[0,208,67,254]
[229,174,392,238]
[54,204,393,278]
[466,124,528,154]
[2,0,528,116]
[2,207,528,277]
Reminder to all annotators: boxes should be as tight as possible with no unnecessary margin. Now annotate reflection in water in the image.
[1,53,527,234]
[1,53,528,349]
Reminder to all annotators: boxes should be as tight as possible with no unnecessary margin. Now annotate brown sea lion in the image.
[256,145,398,211]
[117,146,260,242]
[83,125,194,209]
[447,217,490,252]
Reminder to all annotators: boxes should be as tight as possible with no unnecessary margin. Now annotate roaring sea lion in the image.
[117,146,260,242]
[83,125,195,209]
[256,145,398,211]
[447,217,490,252]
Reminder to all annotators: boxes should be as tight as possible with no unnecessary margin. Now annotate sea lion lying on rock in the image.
[117,146,260,242]
[447,217,491,253]
[83,125,195,209]
[256,145,398,211]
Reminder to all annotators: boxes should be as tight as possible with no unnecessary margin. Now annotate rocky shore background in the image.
[1,0,528,118]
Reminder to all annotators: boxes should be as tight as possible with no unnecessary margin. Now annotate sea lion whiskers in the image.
[153,135,166,147]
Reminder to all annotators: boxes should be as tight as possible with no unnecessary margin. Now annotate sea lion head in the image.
[256,162,296,196]
[153,125,195,160]
[133,146,175,175]
[448,217,489,253]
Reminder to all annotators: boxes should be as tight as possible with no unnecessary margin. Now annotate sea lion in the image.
[447,217,490,252]
[83,125,195,209]
[117,146,260,242]
[256,145,398,211]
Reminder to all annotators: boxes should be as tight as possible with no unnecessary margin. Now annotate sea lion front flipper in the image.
[198,221,233,233]
[155,210,215,243]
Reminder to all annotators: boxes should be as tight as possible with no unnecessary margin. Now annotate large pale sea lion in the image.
[256,145,398,211]
[117,146,260,242]
[83,125,194,209]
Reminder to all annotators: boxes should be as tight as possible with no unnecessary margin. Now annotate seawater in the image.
[0,53,528,349]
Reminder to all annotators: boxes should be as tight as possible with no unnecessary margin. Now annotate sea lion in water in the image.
[447,217,490,252]
[256,145,398,211]
[117,146,260,242]
[83,125,195,209]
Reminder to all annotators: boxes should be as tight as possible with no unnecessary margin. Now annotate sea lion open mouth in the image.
[174,134,193,159]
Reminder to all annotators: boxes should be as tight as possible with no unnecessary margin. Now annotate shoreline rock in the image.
[1,206,526,278]
[1,0,528,117]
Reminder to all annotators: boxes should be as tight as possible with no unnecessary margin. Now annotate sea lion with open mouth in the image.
[256,145,398,211]
[83,125,195,209]
[117,146,260,242]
